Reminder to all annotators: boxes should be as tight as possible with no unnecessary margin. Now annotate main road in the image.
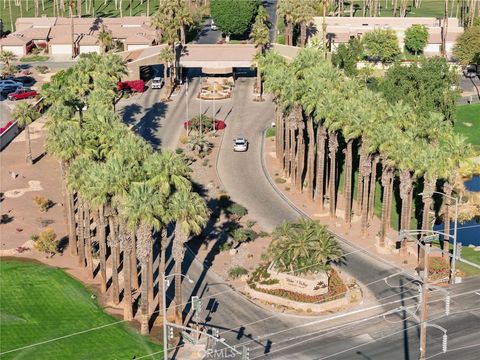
[119,75,480,359]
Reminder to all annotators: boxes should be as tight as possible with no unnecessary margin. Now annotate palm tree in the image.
[159,46,176,94]
[176,0,193,45]
[97,25,113,54]
[121,182,162,335]
[294,0,314,47]
[13,102,40,165]
[0,50,17,68]
[278,0,295,46]
[250,11,270,100]
[268,219,343,274]
[168,190,209,325]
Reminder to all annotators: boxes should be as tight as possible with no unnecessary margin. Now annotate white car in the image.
[211,20,217,31]
[233,137,248,152]
[151,77,164,89]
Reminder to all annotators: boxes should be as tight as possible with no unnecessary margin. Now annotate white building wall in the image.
[79,45,100,54]
[50,44,72,55]
[126,44,149,51]
[1,45,24,56]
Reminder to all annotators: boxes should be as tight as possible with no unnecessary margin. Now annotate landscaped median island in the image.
[0,260,162,360]
[244,220,362,313]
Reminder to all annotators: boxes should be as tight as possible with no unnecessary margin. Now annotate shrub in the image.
[246,220,256,228]
[35,65,49,74]
[219,242,233,252]
[275,177,286,184]
[228,266,248,279]
[258,231,269,238]
[34,227,57,257]
[226,203,248,219]
[202,159,209,166]
[175,148,184,154]
[30,234,39,241]
[33,196,52,212]
[428,257,450,281]
[266,127,276,138]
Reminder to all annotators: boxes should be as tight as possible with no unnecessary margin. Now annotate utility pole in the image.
[419,244,430,360]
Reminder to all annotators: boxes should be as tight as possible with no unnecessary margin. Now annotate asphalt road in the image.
[120,76,477,359]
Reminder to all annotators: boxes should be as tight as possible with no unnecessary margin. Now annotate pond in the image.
[433,218,480,247]
[464,175,480,192]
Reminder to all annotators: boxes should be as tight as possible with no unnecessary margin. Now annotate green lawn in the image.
[20,55,50,62]
[347,0,444,18]
[2,0,160,33]
[0,260,162,360]
[431,240,480,277]
[455,103,480,149]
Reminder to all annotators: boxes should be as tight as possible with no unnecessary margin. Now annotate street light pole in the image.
[162,272,168,360]
[451,197,459,284]
[419,244,430,360]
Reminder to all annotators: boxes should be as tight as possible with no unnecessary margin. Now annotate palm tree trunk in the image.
[98,206,107,293]
[344,139,353,228]
[108,216,120,305]
[306,117,315,200]
[68,191,77,255]
[256,66,262,101]
[421,178,436,235]
[296,125,305,192]
[368,155,379,224]
[77,0,81,17]
[300,21,307,48]
[25,125,33,165]
[123,245,133,321]
[315,125,327,209]
[158,227,168,317]
[289,127,296,181]
[283,119,290,176]
[34,0,38,16]
[78,198,86,267]
[328,132,339,219]
[140,259,149,335]
[442,182,453,257]
[284,21,290,45]
[181,25,186,45]
[172,239,185,325]
[131,235,139,290]
[84,204,94,279]
[357,145,365,214]
[360,155,372,237]
[275,107,282,160]
[380,164,393,246]
[386,171,394,230]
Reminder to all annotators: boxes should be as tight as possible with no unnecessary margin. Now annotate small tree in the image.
[96,25,113,54]
[186,132,211,157]
[363,29,400,64]
[34,227,58,257]
[404,24,429,56]
[13,102,40,165]
[332,37,363,76]
[210,0,258,41]
[0,50,17,78]
[453,25,480,66]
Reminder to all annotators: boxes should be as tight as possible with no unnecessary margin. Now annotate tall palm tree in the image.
[278,0,295,46]
[168,190,209,325]
[97,25,113,54]
[250,11,270,100]
[13,102,40,165]
[121,182,162,335]
[176,0,193,45]
[159,46,176,93]
[294,0,314,47]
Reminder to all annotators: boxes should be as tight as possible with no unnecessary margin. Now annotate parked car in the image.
[211,20,217,31]
[151,77,164,89]
[464,67,478,78]
[0,80,23,95]
[7,87,39,101]
[233,137,248,152]
[117,80,145,93]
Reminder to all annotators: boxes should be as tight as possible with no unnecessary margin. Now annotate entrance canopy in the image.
[202,67,233,74]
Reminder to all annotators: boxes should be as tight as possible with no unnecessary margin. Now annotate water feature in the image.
[464,175,480,192]
[433,219,480,247]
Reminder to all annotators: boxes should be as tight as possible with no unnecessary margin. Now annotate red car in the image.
[7,88,39,101]
[117,80,145,93]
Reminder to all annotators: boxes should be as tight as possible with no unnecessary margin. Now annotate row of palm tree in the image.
[277,0,316,47]
[259,47,471,251]
[42,52,209,335]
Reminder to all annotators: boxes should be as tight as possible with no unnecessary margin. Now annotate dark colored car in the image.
[7,87,39,101]
[0,79,23,96]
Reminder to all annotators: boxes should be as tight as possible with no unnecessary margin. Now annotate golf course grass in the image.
[0,259,162,360]
[455,103,480,149]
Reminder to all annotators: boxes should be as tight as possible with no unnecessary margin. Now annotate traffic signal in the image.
[212,328,219,338]
[168,326,174,339]
[456,242,462,259]
[445,295,450,316]
[192,296,202,313]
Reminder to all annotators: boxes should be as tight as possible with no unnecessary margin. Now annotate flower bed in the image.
[248,266,347,304]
